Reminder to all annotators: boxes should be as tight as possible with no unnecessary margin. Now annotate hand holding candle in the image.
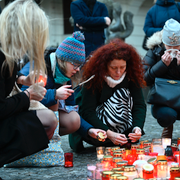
[27,82,47,101]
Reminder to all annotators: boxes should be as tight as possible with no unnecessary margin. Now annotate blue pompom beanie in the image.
[55,31,85,64]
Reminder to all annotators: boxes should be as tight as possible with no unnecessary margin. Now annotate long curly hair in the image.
[82,38,146,90]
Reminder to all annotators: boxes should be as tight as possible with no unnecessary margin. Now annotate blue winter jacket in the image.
[20,54,93,136]
[143,0,180,37]
[70,0,109,56]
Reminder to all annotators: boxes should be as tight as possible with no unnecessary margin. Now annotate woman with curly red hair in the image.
[69,38,146,152]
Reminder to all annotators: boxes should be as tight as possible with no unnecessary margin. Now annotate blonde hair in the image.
[0,0,49,81]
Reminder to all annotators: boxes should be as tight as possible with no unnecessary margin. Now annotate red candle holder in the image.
[64,152,73,168]
[126,154,136,165]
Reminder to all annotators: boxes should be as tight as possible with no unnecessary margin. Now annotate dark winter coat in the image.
[143,31,180,86]
[143,0,180,37]
[70,0,109,56]
[0,51,49,167]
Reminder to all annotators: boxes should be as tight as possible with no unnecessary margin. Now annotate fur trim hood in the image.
[146,30,163,49]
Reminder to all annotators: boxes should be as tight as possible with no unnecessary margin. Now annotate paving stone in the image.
[0,104,180,179]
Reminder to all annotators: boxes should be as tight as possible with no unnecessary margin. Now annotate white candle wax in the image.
[124,171,138,180]
[97,154,104,160]
[87,165,96,179]
[162,138,171,149]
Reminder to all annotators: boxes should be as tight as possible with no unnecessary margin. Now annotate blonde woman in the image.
[0,0,58,167]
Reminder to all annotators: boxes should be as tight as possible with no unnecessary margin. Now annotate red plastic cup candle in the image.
[64,152,73,167]
[38,75,47,86]
[143,163,154,179]
[126,154,136,165]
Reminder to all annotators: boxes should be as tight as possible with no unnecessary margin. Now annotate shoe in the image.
[161,124,173,139]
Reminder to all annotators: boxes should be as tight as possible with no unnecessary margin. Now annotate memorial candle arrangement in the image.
[87,138,180,180]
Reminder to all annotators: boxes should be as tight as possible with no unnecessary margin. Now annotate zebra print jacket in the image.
[76,75,146,134]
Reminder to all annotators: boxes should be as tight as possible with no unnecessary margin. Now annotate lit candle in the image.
[157,160,168,179]
[64,152,73,168]
[162,138,171,149]
[142,163,154,179]
[96,147,105,161]
[123,165,138,180]
[38,75,47,86]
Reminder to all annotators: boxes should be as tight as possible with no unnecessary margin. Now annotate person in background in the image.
[143,0,180,38]
[70,0,111,57]
[20,31,107,143]
[143,18,180,139]
[69,38,146,153]
[0,0,58,167]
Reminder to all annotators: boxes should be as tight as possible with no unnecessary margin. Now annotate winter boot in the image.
[161,124,173,139]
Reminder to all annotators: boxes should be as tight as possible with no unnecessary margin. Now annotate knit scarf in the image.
[54,63,70,85]
[105,72,126,88]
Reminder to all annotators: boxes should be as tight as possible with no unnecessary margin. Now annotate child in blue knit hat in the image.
[20,31,107,151]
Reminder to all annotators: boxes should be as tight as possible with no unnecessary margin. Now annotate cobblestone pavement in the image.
[0,104,180,180]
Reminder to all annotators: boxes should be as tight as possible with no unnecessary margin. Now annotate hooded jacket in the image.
[143,31,180,86]
[143,0,180,37]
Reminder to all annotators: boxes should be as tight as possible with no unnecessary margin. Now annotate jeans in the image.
[151,104,180,127]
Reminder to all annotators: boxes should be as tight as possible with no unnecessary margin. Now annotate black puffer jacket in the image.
[143,31,180,86]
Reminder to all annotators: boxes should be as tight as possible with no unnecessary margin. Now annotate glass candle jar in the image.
[131,144,140,149]
[112,167,124,171]
[87,164,96,180]
[113,153,123,158]
[110,174,122,180]
[102,171,114,180]
[103,155,113,166]
[95,162,104,180]
[117,176,128,180]
[170,167,180,180]
[151,138,164,154]
[105,147,113,156]
[147,157,157,178]
[64,152,73,167]
[116,161,128,168]
[123,165,138,180]
[112,147,120,152]
[142,163,154,179]
[144,146,151,155]
[162,138,171,149]
[96,147,105,161]
[143,142,151,148]
[136,148,145,155]
[157,160,168,179]
[113,158,123,168]
[113,171,124,176]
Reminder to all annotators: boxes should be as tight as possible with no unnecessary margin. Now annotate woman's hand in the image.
[176,51,180,65]
[55,85,74,100]
[107,130,128,145]
[88,128,107,140]
[25,82,46,101]
[161,51,172,66]
[17,71,47,87]
[128,127,142,142]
